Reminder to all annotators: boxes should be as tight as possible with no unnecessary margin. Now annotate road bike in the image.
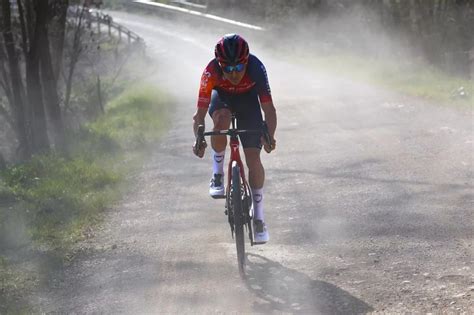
[195,113,271,278]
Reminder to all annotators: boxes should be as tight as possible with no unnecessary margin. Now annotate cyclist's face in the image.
[222,64,247,85]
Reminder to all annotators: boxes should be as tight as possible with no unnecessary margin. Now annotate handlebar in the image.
[194,122,271,153]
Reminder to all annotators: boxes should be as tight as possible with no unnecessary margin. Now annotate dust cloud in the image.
[88,3,472,313]
[2,2,471,313]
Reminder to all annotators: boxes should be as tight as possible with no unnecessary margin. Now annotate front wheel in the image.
[231,162,245,278]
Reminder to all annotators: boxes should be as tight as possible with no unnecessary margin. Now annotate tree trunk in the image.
[1,0,31,159]
[0,45,14,109]
[24,0,50,153]
[38,0,66,151]
[17,0,29,57]
[50,0,69,82]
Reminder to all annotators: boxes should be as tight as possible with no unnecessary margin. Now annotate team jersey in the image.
[197,54,273,109]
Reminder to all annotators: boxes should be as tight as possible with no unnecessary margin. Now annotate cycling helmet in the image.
[214,34,249,65]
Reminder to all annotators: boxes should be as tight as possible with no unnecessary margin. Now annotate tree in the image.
[50,0,69,90]
[22,0,50,153]
[1,0,70,155]
[39,0,67,151]
[64,5,88,111]
[1,0,31,159]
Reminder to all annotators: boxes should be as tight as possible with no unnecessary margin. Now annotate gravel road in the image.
[36,10,473,314]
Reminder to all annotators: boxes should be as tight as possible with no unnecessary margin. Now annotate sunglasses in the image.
[221,63,246,73]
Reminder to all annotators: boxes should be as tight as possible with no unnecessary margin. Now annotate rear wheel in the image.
[232,162,245,278]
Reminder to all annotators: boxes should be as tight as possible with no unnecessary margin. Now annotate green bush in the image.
[1,154,120,247]
[0,179,14,202]
[0,85,170,250]
[91,86,170,149]
[66,127,121,158]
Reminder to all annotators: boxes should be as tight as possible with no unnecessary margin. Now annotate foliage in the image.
[65,44,152,124]
[302,53,473,106]
[0,0,146,161]
[0,179,14,203]
[0,4,160,310]
[0,85,170,251]
[1,154,119,248]
[0,256,36,314]
[91,86,171,149]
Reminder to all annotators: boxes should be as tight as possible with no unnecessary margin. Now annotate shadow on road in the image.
[244,254,373,314]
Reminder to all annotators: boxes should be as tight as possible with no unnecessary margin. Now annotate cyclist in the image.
[192,34,277,244]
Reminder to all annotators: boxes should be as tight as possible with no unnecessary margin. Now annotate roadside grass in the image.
[91,85,170,150]
[0,85,170,254]
[0,178,13,203]
[0,256,38,314]
[1,155,120,249]
[298,53,473,107]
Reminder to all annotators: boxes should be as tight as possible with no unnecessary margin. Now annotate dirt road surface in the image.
[36,10,473,314]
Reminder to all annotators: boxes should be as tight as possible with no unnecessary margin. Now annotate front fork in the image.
[225,186,253,243]
[225,138,255,244]
[225,178,254,244]
[225,167,254,246]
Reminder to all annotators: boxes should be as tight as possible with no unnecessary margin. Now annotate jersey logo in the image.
[200,71,212,92]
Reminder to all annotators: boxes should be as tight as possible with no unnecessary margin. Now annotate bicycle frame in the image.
[195,115,270,277]
[195,113,269,243]
[226,117,251,201]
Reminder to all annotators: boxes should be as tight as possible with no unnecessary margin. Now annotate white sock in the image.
[212,150,225,175]
[252,188,264,221]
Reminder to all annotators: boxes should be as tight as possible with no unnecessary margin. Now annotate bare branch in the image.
[64,4,88,110]
[109,46,133,88]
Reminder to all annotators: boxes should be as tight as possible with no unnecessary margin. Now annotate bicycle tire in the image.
[231,162,246,278]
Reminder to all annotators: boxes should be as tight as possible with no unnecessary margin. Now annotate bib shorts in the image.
[208,89,264,149]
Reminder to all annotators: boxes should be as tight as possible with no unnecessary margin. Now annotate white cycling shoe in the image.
[209,173,225,199]
[253,219,269,244]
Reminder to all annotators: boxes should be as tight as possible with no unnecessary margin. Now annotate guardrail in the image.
[89,11,143,44]
[9,6,144,45]
[70,8,144,45]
